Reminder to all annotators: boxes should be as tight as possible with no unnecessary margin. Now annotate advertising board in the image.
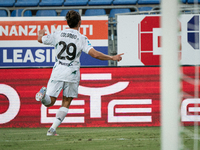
[0,16,108,68]
[0,67,199,128]
[117,14,200,66]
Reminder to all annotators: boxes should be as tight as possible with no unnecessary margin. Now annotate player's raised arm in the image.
[88,48,124,62]
[38,28,45,43]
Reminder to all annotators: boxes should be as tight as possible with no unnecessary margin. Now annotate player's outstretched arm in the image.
[38,28,45,43]
[88,48,124,62]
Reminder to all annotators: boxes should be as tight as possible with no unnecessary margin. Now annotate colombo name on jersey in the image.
[42,29,93,83]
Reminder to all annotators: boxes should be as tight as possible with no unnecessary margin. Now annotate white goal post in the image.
[161,0,180,150]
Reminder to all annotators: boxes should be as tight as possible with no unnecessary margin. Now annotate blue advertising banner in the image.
[0,46,108,67]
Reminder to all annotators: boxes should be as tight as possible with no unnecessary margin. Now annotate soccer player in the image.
[35,10,123,136]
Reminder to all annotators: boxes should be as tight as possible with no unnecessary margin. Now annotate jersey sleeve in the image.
[82,36,93,54]
[42,31,58,46]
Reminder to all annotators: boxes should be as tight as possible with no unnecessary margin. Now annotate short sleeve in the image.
[42,32,58,46]
[82,36,93,54]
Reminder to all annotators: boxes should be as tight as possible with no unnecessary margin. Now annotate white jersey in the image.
[42,28,93,82]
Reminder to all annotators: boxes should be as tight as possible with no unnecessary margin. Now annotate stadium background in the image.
[0,0,199,129]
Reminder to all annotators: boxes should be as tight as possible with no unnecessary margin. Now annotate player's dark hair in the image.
[66,10,81,28]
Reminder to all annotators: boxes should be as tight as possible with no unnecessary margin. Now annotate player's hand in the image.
[38,28,45,36]
[38,28,46,43]
[112,53,124,62]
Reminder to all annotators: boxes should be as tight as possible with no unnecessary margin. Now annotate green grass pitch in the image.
[0,126,198,150]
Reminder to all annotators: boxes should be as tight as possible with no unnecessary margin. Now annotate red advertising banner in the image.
[0,66,199,128]
[0,18,108,40]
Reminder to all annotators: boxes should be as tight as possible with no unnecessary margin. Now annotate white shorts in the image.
[46,80,79,98]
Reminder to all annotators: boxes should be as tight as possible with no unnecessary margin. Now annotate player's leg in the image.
[47,96,73,136]
[35,87,56,107]
[35,80,62,107]
[47,82,78,136]
[35,87,51,106]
